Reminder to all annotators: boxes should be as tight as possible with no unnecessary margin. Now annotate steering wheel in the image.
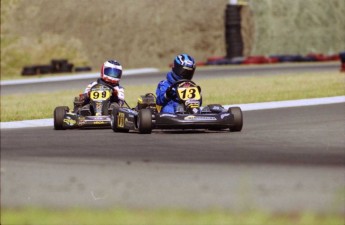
[167,79,197,93]
[170,79,197,88]
[167,79,200,103]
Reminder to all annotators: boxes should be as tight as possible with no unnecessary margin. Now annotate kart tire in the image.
[54,106,69,130]
[74,66,92,72]
[21,66,37,76]
[108,102,120,115]
[228,107,243,132]
[111,108,129,133]
[137,109,152,134]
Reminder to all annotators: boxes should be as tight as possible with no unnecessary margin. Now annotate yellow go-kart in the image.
[54,83,121,130]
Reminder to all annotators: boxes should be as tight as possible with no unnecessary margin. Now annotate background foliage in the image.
[1,0,344,78]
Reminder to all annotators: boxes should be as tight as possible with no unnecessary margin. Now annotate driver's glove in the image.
[75,93,89,106]
[165,86,175,99]
[79,93,89,102]
[114,86,125,101]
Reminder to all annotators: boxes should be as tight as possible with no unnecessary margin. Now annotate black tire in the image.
[21,66,37,76]
[137,109,152,134]
[75,66,92,72]
[340,52,345,63]
[111,108,129,133]
[54,106,69,130]
[108,102,120,115]
[111,108,119,132]
[228,107,243,132]
[37,65,53,74]
[60,63,74,73]
[51,59,68,73]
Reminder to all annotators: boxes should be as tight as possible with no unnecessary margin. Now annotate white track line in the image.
[1,96,344,129]
[0,68,159,86]
[224,96,345,111]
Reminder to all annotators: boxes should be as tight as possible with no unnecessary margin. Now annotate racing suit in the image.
[74,78,125,112]
[156,71,202,113]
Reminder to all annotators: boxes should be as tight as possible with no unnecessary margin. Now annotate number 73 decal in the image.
[177,87,201,100]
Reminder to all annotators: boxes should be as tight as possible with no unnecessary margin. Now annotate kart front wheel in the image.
[228,107,243,132]
[54,106,69,130]
[137,109,152,134]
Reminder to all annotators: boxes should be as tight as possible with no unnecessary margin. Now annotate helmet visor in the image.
[180,68,194,80]
[174,66,195,80]
[104,67,122,79]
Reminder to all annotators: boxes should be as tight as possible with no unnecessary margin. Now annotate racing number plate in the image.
[177,87,201,101]
[90,90,111,101]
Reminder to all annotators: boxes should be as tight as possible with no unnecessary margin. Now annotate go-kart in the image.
[54,83,121,129]
[111,79,243,134]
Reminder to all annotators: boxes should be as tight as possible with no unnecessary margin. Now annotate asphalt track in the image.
[1,103,344,212]
[1,63,344,213]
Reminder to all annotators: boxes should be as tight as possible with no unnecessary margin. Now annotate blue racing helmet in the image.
[172,54,196,80]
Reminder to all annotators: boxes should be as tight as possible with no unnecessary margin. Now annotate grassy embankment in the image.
[2,0,344,80]
[2,207,343,225]
[1,71,344,122]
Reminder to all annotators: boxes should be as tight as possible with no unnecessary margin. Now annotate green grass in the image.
[1,72,344,122]
[0,35,90,80]
[197,70,345,103]
[1,207,343,225]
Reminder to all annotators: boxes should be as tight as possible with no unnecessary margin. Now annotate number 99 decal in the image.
[90,90,111,100]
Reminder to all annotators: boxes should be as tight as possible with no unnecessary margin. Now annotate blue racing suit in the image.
[156,71,202,113]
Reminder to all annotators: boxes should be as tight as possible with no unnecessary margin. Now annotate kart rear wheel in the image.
[54,106,69,130]
[111,108,129,133]
[137,109,152,134]
[228,107,243,132]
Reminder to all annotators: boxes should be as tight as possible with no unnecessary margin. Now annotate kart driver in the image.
[73,60,125,112]
[156,53,201,113]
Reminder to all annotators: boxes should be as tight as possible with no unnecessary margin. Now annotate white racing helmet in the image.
[101,60,122,84]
